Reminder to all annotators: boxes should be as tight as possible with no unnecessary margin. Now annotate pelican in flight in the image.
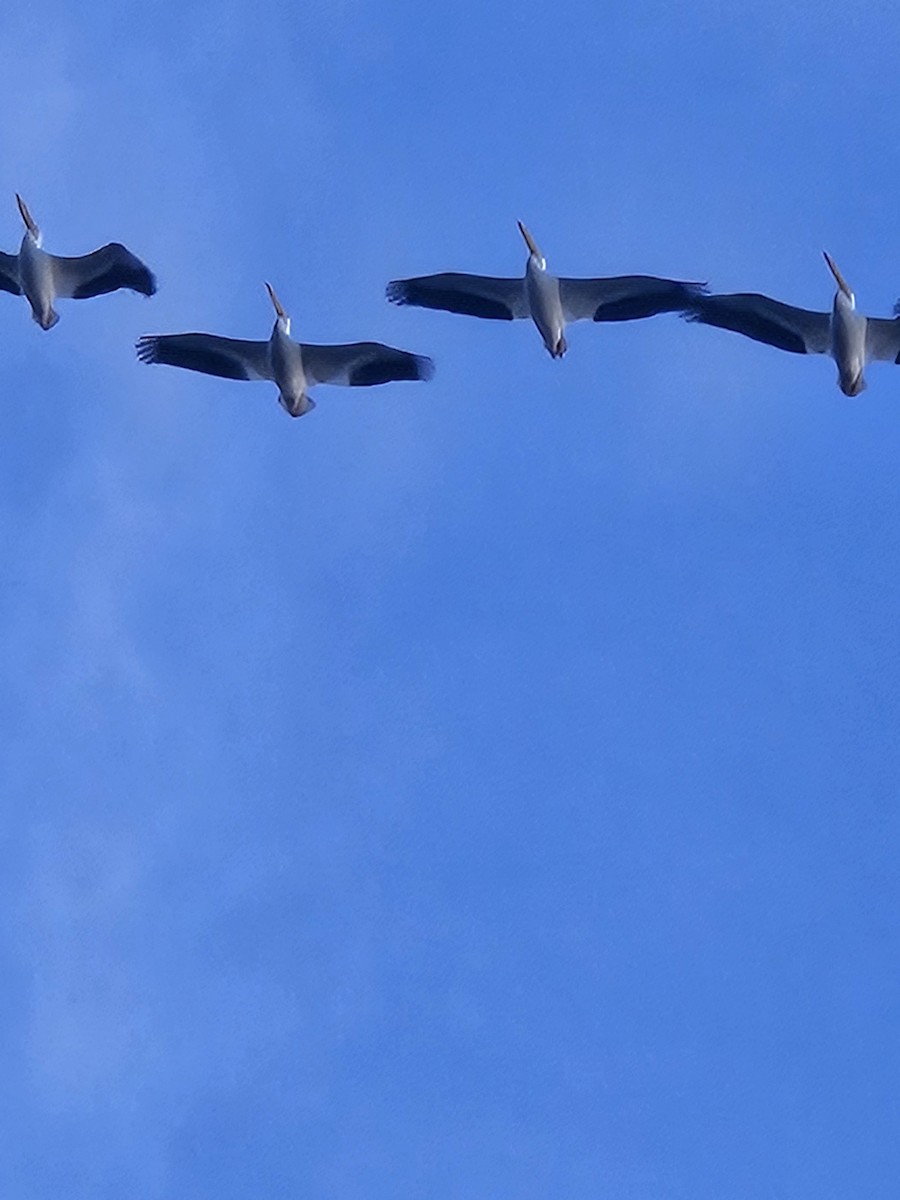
[0,195,156,329]
[683,252,900,396]
[137,283,435,417]
[386,221,705,358]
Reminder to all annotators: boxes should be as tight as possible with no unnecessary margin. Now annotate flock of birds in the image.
[4,195,900,414]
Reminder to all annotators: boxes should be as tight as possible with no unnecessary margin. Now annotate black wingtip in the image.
[415,354,435,382]
[386,280,409,306]
[673,280,708,301]
[679,283,710,319]
[892,299,900,318]
[110,243,157,296]
[126,254,156,296]
[135,335,158,364]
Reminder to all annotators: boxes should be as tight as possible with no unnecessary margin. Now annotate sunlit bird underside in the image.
[387,221,705,358]
[137,283,434,417]
[683,252,900,396]
[0,195,156,329]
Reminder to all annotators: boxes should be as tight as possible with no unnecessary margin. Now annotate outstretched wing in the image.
[864,317,900,363]
[0,251,21,295]
[136,333,272,381]
[559,275,706,323]
[52,243,157,300]
[301,342,435,387]
[683,292,831,355]
[387,273,527,321]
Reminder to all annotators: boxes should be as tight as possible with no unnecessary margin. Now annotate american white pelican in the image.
[387,222,705,358]
[683,252,900,396]
[137,283,434,417]
[0,195,156,329]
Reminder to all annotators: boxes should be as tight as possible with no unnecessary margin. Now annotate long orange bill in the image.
[823,251,852,299]
[517,220,542,259]
[16,194,37,237]
[265,281,286,318]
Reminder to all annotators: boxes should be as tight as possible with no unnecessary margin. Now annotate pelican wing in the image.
[864,317,900,363]
[52,243,156,300]
[387,273,527,321]
[301,342,435,387]
[136,334,272,381]
[0,251,21,295]
[683,293,831,355]
[559,276,706,323]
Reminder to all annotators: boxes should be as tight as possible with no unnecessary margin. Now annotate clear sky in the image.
[2,2,899,1197]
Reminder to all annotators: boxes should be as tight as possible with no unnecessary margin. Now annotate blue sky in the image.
[2,2,899,1196]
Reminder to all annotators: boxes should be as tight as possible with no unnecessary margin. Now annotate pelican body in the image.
[827,255,867,395]
[0,195,156,329]
[521,226,567,356]
[137,283,434,418]
[17,218,56,330]
[260,284,313,415]
[683,252,900,397]
[387,221,705,359]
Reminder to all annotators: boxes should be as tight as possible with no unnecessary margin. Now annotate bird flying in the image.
[682,252,900,396]
[0,194,156,329]
[387,221,705,358]
[136,282,435,417]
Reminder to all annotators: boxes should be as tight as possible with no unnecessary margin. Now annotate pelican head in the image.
[265,281,291,334]
[823,251,854,307]
[517,220,546,270]
[16,194,40,244]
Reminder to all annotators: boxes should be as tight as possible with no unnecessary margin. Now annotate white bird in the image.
[387,221,705,358]
[683,252,900,396]
[0,194,156,329]
[137,283,435,417]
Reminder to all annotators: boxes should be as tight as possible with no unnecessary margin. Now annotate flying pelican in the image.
[682,252,900,396]
[386,221,705,358]
[136,283,435,417]
[0,195,156,329]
